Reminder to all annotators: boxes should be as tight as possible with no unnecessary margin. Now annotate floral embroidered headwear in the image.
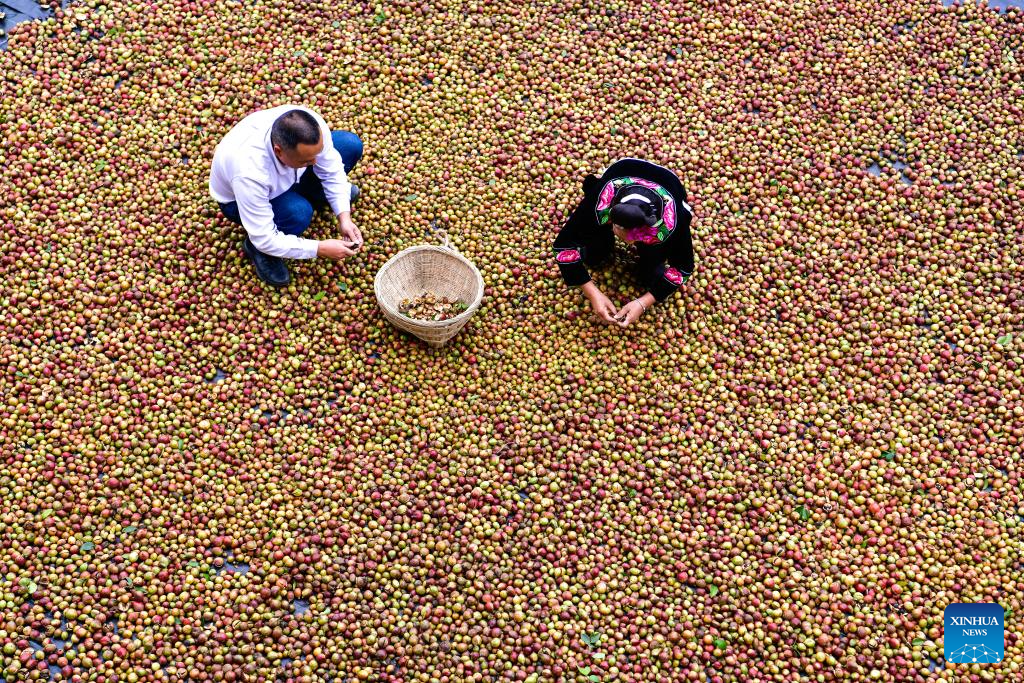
[595,177,678,245]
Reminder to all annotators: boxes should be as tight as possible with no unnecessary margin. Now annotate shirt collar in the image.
[266,128,289,175]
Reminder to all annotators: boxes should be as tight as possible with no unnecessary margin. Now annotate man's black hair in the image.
[270,110,322,151]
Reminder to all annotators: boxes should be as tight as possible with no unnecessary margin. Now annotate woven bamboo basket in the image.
[374,231,485,347]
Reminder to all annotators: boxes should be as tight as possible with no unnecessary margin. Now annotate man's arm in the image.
[311,121,352,216]
[233,177,320,259]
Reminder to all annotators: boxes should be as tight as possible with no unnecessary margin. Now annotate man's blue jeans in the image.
[219,130,363,237]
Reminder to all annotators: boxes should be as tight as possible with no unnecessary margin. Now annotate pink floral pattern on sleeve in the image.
[556,249,582,264]
[663,267,685,286]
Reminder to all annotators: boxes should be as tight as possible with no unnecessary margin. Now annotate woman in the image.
[553,158,695,327]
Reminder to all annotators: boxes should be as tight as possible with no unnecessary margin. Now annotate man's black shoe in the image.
[350,184,360,204]
[242,237,291,287]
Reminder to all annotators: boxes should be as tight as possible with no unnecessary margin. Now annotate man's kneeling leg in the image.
[270,191,315,236]
[218,192,314,238]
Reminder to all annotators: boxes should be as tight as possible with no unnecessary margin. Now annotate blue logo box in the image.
[944,603,1004,663]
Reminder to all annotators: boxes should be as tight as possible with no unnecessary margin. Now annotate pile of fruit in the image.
[0,0,1021,681]
[398,293,468,322]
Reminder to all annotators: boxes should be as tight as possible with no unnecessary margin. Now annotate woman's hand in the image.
[614,293,655,327]
[613,300,645,327]
[581,283,619,325]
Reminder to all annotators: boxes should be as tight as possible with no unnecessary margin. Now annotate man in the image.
[209,105,364,286]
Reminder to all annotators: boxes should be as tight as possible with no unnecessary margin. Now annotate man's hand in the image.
[338,212,362,246]
[317,239,358,260]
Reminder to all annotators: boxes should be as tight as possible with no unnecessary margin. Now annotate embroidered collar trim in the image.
[595,176,678,244]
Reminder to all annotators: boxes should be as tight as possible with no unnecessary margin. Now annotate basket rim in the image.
[373,244,486,329]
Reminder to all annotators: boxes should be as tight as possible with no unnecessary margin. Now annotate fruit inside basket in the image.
[398,293,468,321]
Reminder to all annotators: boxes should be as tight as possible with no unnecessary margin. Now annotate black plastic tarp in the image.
[1,0,66,50]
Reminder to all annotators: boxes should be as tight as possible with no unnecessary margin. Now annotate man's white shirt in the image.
[209,105,352,259]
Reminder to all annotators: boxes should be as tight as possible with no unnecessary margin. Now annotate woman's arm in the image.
[553,176,622,325]
[552,176,602,287]
[667,207,695,275]
[553,217,592,287]
[638,211,695,303]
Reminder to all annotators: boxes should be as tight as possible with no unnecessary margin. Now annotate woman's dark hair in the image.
[610,200,657,229]
[270,110,321,151]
